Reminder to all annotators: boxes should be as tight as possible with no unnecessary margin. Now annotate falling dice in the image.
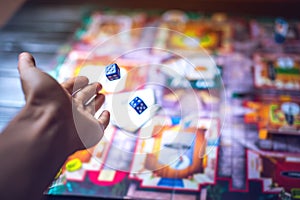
[105,63,120,81]
[129,96,148,114]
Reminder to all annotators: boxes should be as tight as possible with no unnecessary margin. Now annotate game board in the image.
[47,9,300,200]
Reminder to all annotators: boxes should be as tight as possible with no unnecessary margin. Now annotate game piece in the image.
[281,102,299,125]
[267,61,276,81]
[129,96,148,114]
[274,18,289,44]
[66,158,82,172]
[105,63,120,81]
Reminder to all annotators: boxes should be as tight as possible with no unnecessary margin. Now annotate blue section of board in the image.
[171,116,181,125]
[158,178,184,188]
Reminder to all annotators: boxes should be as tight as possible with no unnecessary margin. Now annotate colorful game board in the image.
[47,9,300,200]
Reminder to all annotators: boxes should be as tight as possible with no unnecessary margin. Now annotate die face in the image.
[129,97,147,114]
[135,102,148,114]
[107,73,120,81]
[129,97,140,107]
[106,64,117,75]
[105,63,120,80]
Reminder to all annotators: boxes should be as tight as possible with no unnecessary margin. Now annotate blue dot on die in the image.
[129,96,148,114]
[105,63,120,81]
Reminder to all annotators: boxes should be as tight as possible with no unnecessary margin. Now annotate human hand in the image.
[0,52,110,200]
[18,52,110,153]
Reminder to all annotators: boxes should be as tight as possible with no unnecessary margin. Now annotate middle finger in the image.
[73,82,102,104]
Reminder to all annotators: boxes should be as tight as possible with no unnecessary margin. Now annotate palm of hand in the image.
[18,53,110,152]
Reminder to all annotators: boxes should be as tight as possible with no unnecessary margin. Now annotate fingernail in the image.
[19,52,29,60]
[103,110,110,117]
[19,52,36,66]
[96,83,102,93]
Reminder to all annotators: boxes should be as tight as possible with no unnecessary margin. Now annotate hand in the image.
[0,52,111,200]
[18,52,110,153]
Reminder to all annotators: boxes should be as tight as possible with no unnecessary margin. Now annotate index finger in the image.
[61,76,89,95]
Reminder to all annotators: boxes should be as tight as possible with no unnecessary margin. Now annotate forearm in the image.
[0,104,73,200]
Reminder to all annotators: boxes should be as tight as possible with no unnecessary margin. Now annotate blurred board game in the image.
[47,9,300,200]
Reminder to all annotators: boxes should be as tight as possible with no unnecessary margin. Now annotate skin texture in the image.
[0,52,110,200]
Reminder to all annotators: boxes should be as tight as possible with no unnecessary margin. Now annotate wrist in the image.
[0,103,72,199]
[15,102,74,157]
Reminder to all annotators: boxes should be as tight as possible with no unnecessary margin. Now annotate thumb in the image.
[18,52,37,100]
[18,52,36,73]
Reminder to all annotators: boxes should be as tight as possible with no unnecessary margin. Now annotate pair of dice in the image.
[105,63,148,115]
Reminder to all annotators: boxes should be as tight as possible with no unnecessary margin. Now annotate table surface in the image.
[0,3,80,131]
